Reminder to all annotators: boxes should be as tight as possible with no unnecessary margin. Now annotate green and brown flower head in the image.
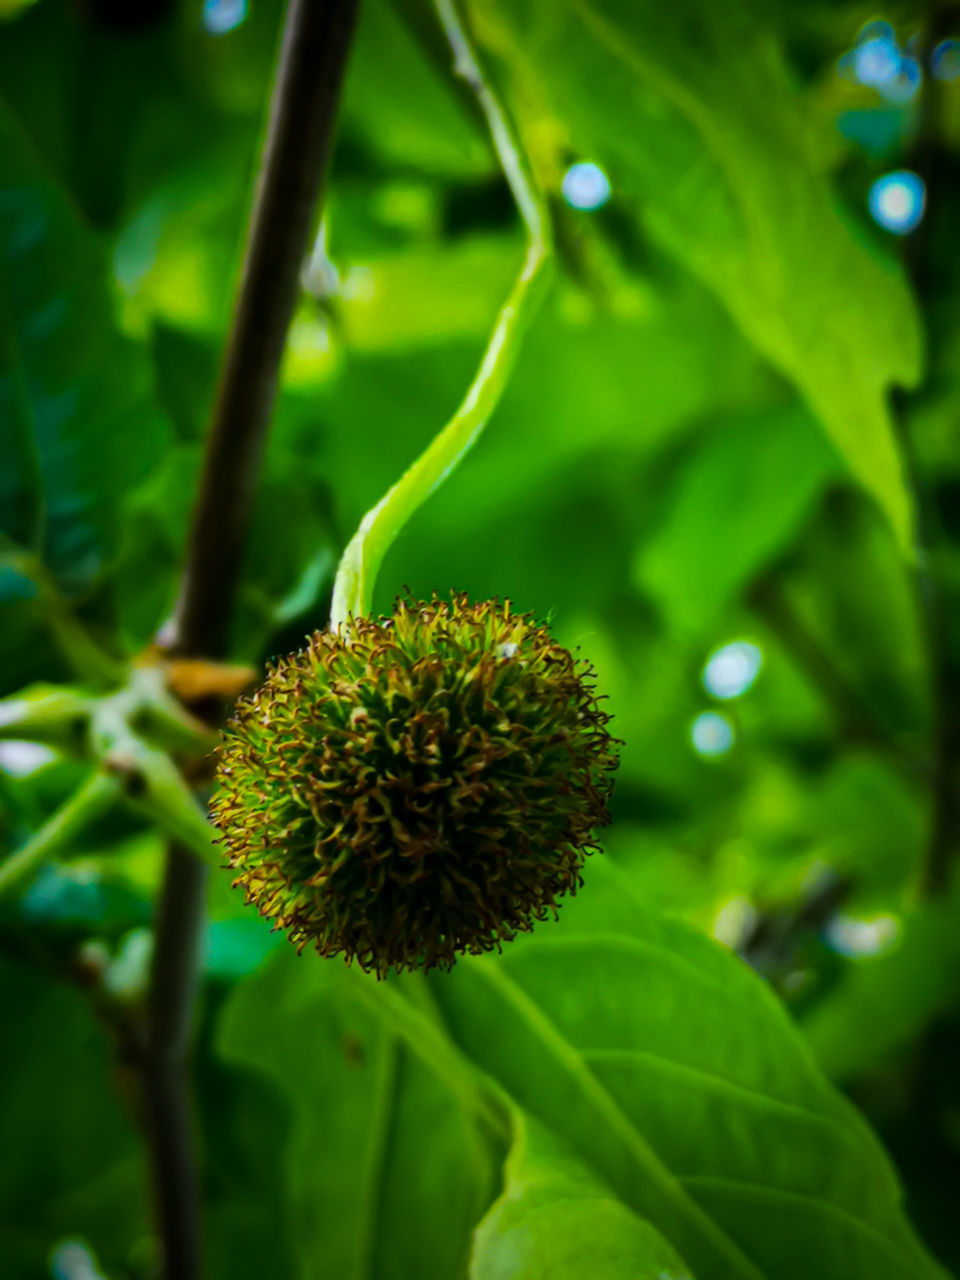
[211,593,619,976]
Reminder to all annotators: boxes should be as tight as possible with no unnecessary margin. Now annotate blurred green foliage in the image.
[2,0,960,1277]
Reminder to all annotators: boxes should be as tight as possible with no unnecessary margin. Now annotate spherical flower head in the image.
[211,593,619,976]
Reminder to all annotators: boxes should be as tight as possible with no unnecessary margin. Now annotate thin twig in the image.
[142,3,360,1277]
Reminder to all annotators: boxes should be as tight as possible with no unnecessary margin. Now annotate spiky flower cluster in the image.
[211,594,619,975]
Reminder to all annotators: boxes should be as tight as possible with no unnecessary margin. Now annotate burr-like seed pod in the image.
[211,594,619,976]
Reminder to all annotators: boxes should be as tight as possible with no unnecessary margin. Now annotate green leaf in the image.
[419,859,945,1280]
[472,1111,694,1279]
[217,954,504,1280]
[0,101,170,587]
[0,952,148,1272]
[803,897,960,1083]
[634,404,840,634]
[469,0,921,551]
[341,0,493,178]
[337,237,519,352]
[201,1042,300,1280]
[771,494,930,738]
[0,0,40,20]
[112,430,337,653]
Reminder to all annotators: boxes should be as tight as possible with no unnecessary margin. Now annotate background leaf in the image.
[218,952,504,1280]
[634,404,840,635]
[0,102,170,589]
[803,896,960,1084]
[467,0,921,549]
[0,953,148,1275]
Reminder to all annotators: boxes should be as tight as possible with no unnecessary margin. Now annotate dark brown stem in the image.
[142,3,360,1277]
[143,843,209,1280]
[174,0,360,658]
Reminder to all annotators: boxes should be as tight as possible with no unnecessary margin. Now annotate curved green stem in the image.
[131,746,219,867]
[88,694,219,868]
[122,665,218,756]
[0,668,215,758]
[329,0,552,629]
[0,769,121,898]
[0,684,91,747]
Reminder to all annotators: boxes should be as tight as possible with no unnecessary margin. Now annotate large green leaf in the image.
[229,859,947,1280]
[217,956,504,1280]
[472,1111,693,1279]
[468,0,921,551]
[419,859,944,1280]
[0,102,170,587]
